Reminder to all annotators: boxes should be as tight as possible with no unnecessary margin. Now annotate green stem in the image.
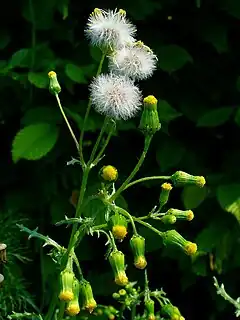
[57,301,65,320]
[79,53,106,166]
[133,218,163,236]
[131,304,136,320]
[123,175,171,191]
[92,120,115,166]
[116,206,138,235]
[88,117,108,164]
[45,293,58,320]
[110,135,153,202]
[55,94,79,151]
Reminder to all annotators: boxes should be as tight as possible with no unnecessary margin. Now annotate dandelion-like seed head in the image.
[85,8,136,50]
[109,41,157,80]
[90,73,142,120]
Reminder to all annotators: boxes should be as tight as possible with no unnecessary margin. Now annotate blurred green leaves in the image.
[217,184,240,223]
[196,107,233,127]
[158,45,193,73]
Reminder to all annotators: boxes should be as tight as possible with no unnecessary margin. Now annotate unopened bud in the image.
[109,250,128,286]
[159,183,172,209]
[145,299,155,320]
[161,304,182,320]
[65,278,80,316]
[58,269,75,301]
[171,171,206,188]
[130,235,147,269]
[79,280,97,313]
[139,95,161,136]
[48,71,61,95]
[162,230,197,256]
[112,292,120,299]
[167,209,194,221]
[99,165,118,183]
[118,289,126,296]
[109,213,128,241]
[161,214,176,225]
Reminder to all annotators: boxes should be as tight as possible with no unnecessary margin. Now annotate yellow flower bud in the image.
[79,280,97,313]
[109,250,128,286]
[171,171,206,188]
[162,230,197,256]
[48,71,61,95]
[139,95,161,136]
[167,209,194,221]
[99,165,118,183]
[58,269,75,301]
[130,235,147,269]
[159,182,172,209]
[161,304,182,320]
[109,213,128,241]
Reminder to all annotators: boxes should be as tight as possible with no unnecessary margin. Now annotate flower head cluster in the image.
[90,73,142,120]
[86,8,158,121]
[85,8,136,50]
[108,41,157,80]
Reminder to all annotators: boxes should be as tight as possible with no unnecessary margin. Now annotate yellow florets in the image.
[85,299,97,313]
[101,165,118,182]
[66,304,80,316]
[143,95,158,105]
[109,314,115,320]
[112,225,127,240]
[187,210,194,221]
[148,314,156,320]
[48,71,56,78]
[162,182,173,191]
[184,242,197,255]
[59,290,74,302]
[171,315,180,320]
[134,256,147,269]
[196,176,206,187]
[118,9,126,16]
[115,271,128,286]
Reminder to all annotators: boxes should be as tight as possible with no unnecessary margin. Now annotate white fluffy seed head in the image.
[108,41,158,80]
[85,8,137,50]
[89,73,142,120]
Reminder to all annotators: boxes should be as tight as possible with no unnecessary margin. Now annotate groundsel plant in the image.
[9,8,206,320]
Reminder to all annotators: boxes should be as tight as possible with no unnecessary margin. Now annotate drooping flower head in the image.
[85,8,136,50]
[89,73,142,120]
[108,41,157,80]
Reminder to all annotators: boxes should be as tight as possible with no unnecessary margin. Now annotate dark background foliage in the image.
[1,0,240,319]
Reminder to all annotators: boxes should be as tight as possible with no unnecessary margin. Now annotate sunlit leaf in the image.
[12,123,59,162]
[217,184,240,222]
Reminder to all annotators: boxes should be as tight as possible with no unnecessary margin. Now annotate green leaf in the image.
[234,107,240,126]
[158,45,193,72]
[65,64,87,84]
[21,107,62,126]
[182,185,207,209]
[217,184,240,222]
[28,72,49,89]
[158,100,182,123]
[196,107,233,127]
[9,48,32,68]
[221,0,240,19]
[156,137,186,171]
[12,123,59,162]
[0,30,10,49]
[89,46,102,62]
[22,0,57,30]
[201,25,228,53]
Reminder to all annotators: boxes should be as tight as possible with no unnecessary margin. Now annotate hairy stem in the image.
[79,53,106,165]
[110,135,153,202]
[55,94,79,151]
[88,117,108,164]
[123,175,171,191]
